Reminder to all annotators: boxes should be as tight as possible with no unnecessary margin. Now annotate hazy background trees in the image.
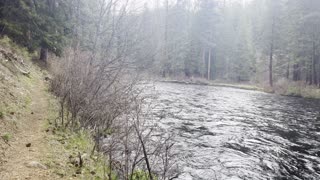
[1,0,320,87]
[135,0,320,87]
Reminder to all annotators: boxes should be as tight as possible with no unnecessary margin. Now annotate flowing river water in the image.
[152,82,320,180]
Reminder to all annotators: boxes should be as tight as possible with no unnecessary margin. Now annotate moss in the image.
[1,133,12,143]
[131,170,157,180]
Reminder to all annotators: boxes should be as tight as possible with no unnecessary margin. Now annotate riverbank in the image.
[160,79,262,91]
[160,78,320,99]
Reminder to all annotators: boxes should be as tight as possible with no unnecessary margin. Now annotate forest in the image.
[1,0,320,180]
[1,0,320,88]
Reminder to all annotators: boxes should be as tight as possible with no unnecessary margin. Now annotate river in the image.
[152,82,320,180]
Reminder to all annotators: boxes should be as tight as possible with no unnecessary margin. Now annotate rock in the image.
[56,171,65,178]
[26,143,31,147]
[25,161,47,170]
[76,169,82,174]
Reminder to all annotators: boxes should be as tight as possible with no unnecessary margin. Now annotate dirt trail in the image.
[0,73,58,180]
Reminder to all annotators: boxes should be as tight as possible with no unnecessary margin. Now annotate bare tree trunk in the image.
[269,17,275,87]
[286,60,290,79]
[163,0,169,78]
[307,64,312,84]
[269,45,273,87]
[293,63,300,81]
[318,59,320,87]
[40,47,48,62]
[108,152,113,180]
[135,125,153,180]
[202,48,206,78]
[312,41,317,85]
[207,48,211,80]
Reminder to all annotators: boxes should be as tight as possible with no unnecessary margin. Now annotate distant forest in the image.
[1,0,320,87]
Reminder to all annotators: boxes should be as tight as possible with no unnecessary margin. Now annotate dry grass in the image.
[273,78,320,99]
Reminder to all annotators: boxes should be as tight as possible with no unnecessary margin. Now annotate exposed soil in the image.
[0,71,59,180]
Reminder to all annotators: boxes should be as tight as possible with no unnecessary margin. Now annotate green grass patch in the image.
[64,130,93,152]
[131,170,157,180]
[1,133,12,143]
[47,127,118,179]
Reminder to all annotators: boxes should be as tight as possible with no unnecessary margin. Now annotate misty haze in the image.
[1,0,320,180]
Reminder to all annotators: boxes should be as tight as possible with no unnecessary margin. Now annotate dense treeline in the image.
[2,0,320,88]
[0,0,71,60]
[137,0,320,87]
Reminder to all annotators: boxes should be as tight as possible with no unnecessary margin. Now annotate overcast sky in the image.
[136,0,253,8]
[126,0,253,13]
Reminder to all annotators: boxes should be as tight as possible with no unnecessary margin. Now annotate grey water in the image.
[152,82,320,180]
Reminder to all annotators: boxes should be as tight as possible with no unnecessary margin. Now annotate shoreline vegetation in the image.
[160,78,320,99]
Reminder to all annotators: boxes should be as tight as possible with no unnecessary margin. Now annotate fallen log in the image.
[0,49,30,75]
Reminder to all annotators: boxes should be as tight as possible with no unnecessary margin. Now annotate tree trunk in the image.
[318,57,320,87]
[40,47,48,62]
[312,41,317,85]
[286,60,290,79]
[163,0,169,78]
[202,48,206,78]
[207,48,211,80]
[269,16,275,87]
[269,42,273,87]
[307,64,312,85]
[293,63,300,81]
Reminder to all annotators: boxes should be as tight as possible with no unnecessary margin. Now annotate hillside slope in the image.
[0,40,61,179]
[0,38,109,180]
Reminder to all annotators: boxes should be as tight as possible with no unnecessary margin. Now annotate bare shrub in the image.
[48,0,179,178]
[50,47,179,179]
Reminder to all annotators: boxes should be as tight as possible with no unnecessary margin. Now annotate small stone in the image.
[56,172,65,178]
[26,143,31,147]
[25,161,47,170]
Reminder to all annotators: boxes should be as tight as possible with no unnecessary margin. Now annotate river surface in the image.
[152,82,320,180]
